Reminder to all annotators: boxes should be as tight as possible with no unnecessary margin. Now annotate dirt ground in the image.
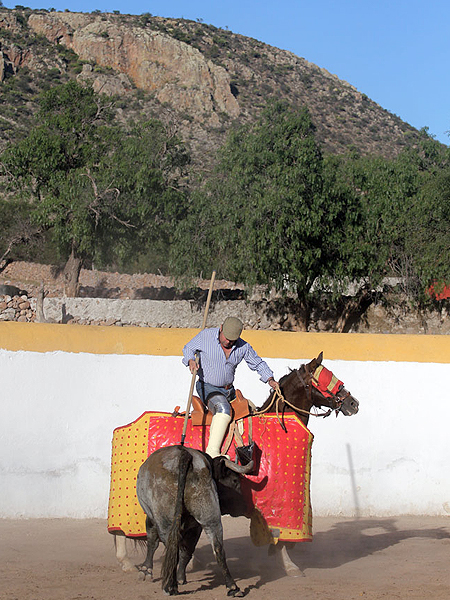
[1,516,449,600]
[0,260,244,299]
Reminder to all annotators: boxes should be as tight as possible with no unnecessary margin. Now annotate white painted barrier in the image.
[1,323,449,518]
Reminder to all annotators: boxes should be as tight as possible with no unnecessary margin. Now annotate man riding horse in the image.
[182,316,279,458]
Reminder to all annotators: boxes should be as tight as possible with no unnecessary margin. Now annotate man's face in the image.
[219,327,235,349]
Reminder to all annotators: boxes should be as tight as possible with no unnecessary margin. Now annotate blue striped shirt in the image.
[182,327,274,387]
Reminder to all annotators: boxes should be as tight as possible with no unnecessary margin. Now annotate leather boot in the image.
[206,412,232,458]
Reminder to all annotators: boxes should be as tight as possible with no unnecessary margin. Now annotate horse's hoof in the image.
[285,565,304,578]
[136,565,153,581]
[119,560,136,572]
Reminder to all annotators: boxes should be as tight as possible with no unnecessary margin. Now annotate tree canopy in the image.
[1,81,189,293]
[169,103,450,328]
[335,137,450,303]
[404,166,450,296]
[1,85,449,328]
[170,103,377,328]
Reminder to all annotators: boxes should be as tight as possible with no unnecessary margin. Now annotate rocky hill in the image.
[0,7,425,172]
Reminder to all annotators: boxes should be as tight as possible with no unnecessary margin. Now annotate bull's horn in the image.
[223,459,254,474]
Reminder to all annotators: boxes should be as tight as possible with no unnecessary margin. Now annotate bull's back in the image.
[136,447,179,522]
[136,446,221,529]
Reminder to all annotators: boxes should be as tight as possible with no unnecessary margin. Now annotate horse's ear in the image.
[304,351,322,373]
[308,351,323,372]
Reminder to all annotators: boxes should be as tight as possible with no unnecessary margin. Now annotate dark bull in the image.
[136,444,253,596]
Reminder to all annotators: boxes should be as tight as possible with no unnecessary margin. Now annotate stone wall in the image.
[1,292,449,334]
[0,293,35,323]
[1,262,449,333]
[34,296,275,329]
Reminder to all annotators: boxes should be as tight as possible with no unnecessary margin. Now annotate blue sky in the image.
[4,0,449,145]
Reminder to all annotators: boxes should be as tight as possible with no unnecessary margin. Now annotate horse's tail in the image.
[161,446,193,593]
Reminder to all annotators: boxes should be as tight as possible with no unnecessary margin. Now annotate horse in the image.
[111,351,359,578]
[249,350,359,574]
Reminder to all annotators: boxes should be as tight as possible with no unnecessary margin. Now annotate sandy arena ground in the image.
[1,516,449,600]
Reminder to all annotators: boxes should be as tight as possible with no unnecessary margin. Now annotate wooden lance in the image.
[180,270,216,446]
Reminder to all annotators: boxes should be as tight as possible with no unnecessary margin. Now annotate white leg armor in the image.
[206,413,232,458]
[205,393,232,458]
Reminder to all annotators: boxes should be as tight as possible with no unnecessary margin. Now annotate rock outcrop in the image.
[28,12,239,125]
[0,8,427,165]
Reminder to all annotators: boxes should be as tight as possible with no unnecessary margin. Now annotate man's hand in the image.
[267,377,279,390]
[188,359,198,375]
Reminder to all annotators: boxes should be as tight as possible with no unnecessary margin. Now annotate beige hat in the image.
[222,317,243,341]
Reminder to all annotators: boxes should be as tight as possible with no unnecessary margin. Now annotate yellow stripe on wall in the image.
[0,322,449,363]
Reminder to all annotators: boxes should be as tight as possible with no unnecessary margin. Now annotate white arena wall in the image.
[1,322,449,519]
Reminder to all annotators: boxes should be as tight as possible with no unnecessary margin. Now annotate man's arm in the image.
[182,334,200,366]
[182,329,207,370]
[243,343,278,387]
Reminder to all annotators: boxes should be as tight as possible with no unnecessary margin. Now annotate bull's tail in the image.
[161,446,193,594]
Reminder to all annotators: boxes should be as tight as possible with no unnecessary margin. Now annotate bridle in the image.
[252,366,348,427]
[295,368,350,417]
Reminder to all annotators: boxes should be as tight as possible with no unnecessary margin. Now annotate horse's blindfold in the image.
[311,365,343,397]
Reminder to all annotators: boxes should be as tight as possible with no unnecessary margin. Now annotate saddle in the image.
[190,390,252,427]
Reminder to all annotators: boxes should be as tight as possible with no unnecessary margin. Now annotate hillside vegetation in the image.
[1,7,449,332]
[1,7,425,165]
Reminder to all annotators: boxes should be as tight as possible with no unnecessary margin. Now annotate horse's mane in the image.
[258,366,299,411]
[279,368,294,384]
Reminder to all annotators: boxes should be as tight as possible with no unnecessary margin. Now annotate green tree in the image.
[171,102,361,330]
[1,81,189,294]
[171,102,448,330]
[404,167,450,298]
[326,134,450,312]
[337,152,419,271]
[348,137,450,296]
[0,199,44,269]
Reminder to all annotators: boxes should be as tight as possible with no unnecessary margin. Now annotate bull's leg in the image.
[186,553,204,573]
[137,516,160,581]
[203,523,244,598]
[115,534,136,572]
[177,522,202,585]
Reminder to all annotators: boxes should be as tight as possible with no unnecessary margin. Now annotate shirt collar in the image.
[216,327,240,352]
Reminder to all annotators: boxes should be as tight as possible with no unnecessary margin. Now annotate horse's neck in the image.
[259,393,275,412]
[258,376,312,425]
[284,376,310,407]
[283,379,311,425]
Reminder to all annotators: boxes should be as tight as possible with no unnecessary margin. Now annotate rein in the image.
[251,368,344,424]
[227,365,347,452]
